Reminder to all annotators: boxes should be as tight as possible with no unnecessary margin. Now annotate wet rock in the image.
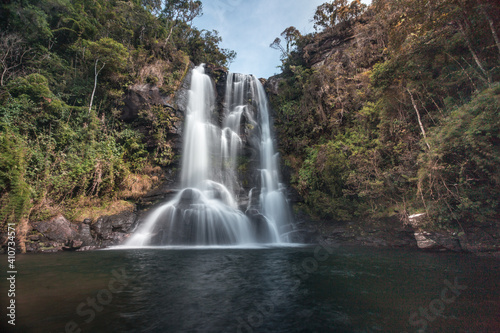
[457,225,500,253]
[178,188,201,207]
[37,242,61,253]
[285,228,319,244]
[414,232,440,250]
[174,65,192,115]
[31,215,79,242]
[297,212,418,249]
[247,212,275,243]
[416,231,462,252]
[62,239,83,251]
[77,246,100,252]
[25,241,40,253]
[91,210,138,247]
[76,222,94,246]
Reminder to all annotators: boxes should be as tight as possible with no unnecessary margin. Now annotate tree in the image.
[313,0,367,30]
[270,27,302,60]
[0,33,30,86]
[85,38,129,112]
[270,38,287,60]
[281,27,302,54]
[186,29,236,68]
[162,0,203,43]
[478,0,500,59]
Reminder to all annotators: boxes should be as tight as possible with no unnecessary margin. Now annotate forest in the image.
[268,0,500,231]
[1,0,499,236]
[0,0,235,230]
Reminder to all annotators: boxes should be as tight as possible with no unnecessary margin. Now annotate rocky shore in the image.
[1,204,498,259]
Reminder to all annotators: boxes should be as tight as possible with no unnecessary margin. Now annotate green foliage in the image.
[0,0,236,226]
[313,0,367,30]
[139,105,178,166]
[419,84,500,223]
[85,38,129,74]
[0,132,31,227]
[297,142,355,220]
[270,0,500,227]
[118,129,148,172]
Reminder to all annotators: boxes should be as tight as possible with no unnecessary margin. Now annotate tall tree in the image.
[162,0,203,43]
[313,0,366,30]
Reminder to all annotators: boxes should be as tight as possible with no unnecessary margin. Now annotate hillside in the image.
[266,0,500,252]
[0,0,235,251]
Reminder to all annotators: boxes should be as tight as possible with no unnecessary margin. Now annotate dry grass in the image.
[138,59,169,87]
[16,216,31,253]
[69,198,135,223]
[120,173,155,199]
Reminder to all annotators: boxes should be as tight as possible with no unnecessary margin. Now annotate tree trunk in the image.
[89,59,105,113]
[1,67,6,86]
[480,5,500,59]
[407,89,431,150]
[165,26,174,44]
[458,21,491,83]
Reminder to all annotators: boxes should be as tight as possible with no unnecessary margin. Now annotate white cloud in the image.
[194,0,371,78]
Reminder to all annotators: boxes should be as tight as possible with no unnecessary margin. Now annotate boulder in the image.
[457,225,500,253]
[409,226,463,251]
[25,215,102,252]
[91,210,139,247]
[414,231,441,250]
[31,215,79,243]
[121,83,176,122]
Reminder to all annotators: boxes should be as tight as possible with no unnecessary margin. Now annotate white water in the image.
[251,76,292,240]
[126,66,290,246]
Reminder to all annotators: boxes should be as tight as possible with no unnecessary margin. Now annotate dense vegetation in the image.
[1,0,498,237]
[269,0,500,229]
[0,0,235,230]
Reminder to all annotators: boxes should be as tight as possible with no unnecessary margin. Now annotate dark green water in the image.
[1,245,499,333]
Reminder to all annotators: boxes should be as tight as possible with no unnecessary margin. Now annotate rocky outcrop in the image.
[302,21,355,68]
[15,210,145,253]
[300,209,499,257]
[90,210,141,248]
[264,75,283,97]
[26,215,95,252]
[121,84,175,122]
[291,209,417,249]
[413,231,461,252]
[120,65,193,162]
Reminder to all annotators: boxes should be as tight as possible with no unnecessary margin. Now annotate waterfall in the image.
[252,76,292,241]
[126,65,291,246]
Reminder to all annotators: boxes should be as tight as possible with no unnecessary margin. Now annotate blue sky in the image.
[193,0,371,78]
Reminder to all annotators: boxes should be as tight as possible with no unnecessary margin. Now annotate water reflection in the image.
[2,247,499,332]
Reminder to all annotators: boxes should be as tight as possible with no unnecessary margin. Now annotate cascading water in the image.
[126,65,291,246]
[252,76,293,241]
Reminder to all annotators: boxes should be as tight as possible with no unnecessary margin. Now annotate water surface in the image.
[2,246,499,332]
